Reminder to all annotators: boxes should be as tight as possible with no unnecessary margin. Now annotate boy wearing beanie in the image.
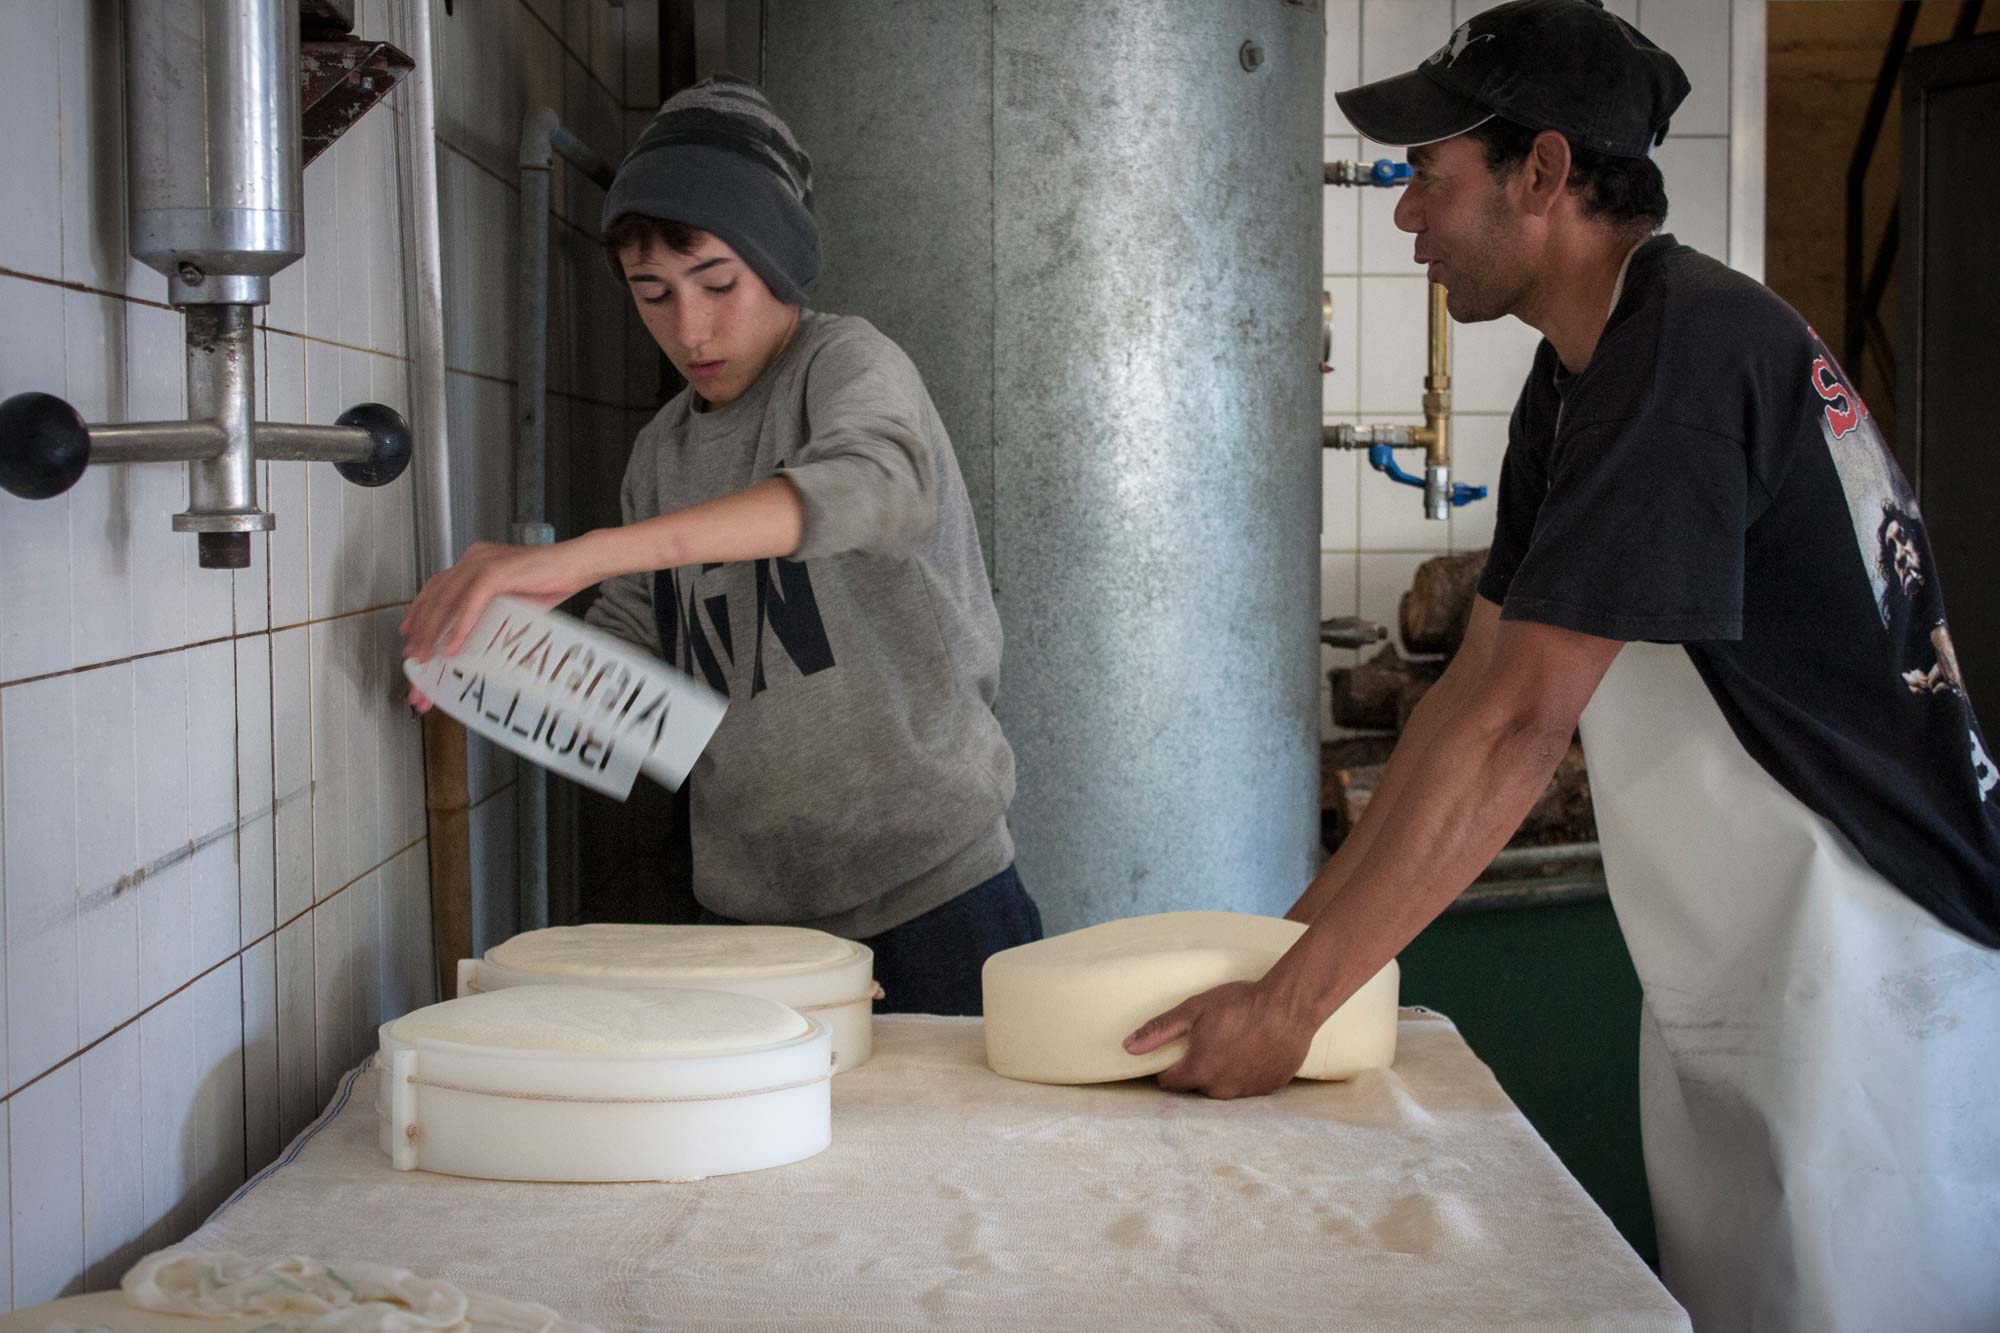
[402,76,1038,1015]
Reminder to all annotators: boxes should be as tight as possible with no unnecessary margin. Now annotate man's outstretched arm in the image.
[1126,606,1623,1099]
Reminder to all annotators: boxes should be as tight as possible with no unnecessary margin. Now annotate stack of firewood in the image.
[1321,550,1597,855]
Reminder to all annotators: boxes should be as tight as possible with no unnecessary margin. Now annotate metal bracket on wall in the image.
[303,39,417,167]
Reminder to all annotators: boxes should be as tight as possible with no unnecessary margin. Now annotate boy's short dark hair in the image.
[602,215,706,277]
[1465,116,1670,231]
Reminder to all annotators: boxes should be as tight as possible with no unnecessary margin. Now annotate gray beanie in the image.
[603,75,819,304]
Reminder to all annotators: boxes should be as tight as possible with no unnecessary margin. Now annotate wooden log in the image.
[1329,645,1444,731]
[1320,741,1598,854]
[1399,550,1487,655]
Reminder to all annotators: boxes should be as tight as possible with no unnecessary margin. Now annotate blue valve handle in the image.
[1366,443,1488,506]
[1368,158,1412,187]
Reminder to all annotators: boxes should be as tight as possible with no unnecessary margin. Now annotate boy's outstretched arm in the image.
[400,476,803,668]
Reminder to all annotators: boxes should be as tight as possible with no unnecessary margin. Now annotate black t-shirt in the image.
[1480,234,2000,947]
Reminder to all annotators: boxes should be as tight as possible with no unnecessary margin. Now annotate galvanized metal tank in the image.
[765,1,1325,933]
[125,0,304,307]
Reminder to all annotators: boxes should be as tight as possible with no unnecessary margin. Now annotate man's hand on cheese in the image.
[1124,979,1319,1100]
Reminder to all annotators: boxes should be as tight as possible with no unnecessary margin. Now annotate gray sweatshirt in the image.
[585,311,1015,938]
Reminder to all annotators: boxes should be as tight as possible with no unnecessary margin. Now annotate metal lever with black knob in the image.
[0,389,413,569]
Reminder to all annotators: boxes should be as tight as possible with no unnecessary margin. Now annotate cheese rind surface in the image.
[981,911,1398,1084]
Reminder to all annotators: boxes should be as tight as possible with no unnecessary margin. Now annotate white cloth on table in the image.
[187,1014,1686,1332]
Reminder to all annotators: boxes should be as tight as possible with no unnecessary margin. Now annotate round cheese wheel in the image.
[981,910,1399,1084]
[384,984,809,1057]
[485,923,862,981]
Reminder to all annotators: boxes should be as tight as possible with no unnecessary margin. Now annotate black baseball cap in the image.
[1334,0,1690,158]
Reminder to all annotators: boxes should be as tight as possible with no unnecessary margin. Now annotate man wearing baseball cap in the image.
[1127,3,2000,1327]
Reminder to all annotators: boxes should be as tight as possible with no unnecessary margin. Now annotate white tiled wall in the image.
[0,0,656,1306]
[1318,0,1765,730]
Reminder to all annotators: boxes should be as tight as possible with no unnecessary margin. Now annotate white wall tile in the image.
[306,341,349,621]
[335,622,383,885]
[1357,276,1431,415]
[371,357,420,605]
[276,914,318,1135]
[355,871,384,1062]
[73,662,138,1046]
[368,123,410,361]
[0,1101,8,1311]
[341,350,381,612]
[1359,552,1438,657]
[1655,135,1730,262]
[190,959,246,1217]
[67,311,135,672]
[1322,443,1360,553]
[304,147,342,347]
[63,290,126,424]
[3,676,79,1089]
[1638,0,1731,138]
[1450,311,1542,415]
[184,527,236,644]
[308,620,352,902]
[266,335,311,629]
[237,637,277,947]
[337,124,378,353]
[1322,276,1361,422]
[467,791,519,956]
[242,933,280,1173]
[127,302,185,421]
[1358,169,1418,276]
[1449,414,1509,553]
[187,642,240,976]
[133,652,191,1009]
[81,1023,145,1292]
[138,986,195,1250]
[1359,0,1454,89]
[125,465,189,659]
[0,0,63,278]
[9,1060,86,1305]
[313,886,355,1094]
[1323,137,1364,277]
[379,842,436,1023]
[271,628,314,926]
[1325,0,1361,136]
[57,0,129,297]
[0,276,77,684]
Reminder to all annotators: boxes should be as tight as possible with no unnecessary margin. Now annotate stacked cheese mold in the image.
[459,923,880,1072]
[376,985,833,1181]
[982,911,1400,1084]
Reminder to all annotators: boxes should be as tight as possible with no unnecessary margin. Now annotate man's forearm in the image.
[1265,701,1574,1024]
[1286,668,1474,925]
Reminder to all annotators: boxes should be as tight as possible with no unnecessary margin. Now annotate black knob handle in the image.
[332,402,414,488]
[0,392,91,500]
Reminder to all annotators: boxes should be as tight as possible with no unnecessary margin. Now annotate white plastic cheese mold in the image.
[376,985,833,1181]
[459,923,880,1072]
[981,910,1399,1085]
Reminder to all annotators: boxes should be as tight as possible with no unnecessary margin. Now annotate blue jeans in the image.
[698,864,1043,1016]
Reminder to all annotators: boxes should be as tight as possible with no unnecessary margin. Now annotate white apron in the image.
[1578,641,2000,1333]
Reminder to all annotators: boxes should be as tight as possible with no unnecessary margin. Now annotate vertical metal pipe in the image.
[179,304,265,567]
[1422,282,1453,522]
[514,107,561,935]
[395,0,457,581]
